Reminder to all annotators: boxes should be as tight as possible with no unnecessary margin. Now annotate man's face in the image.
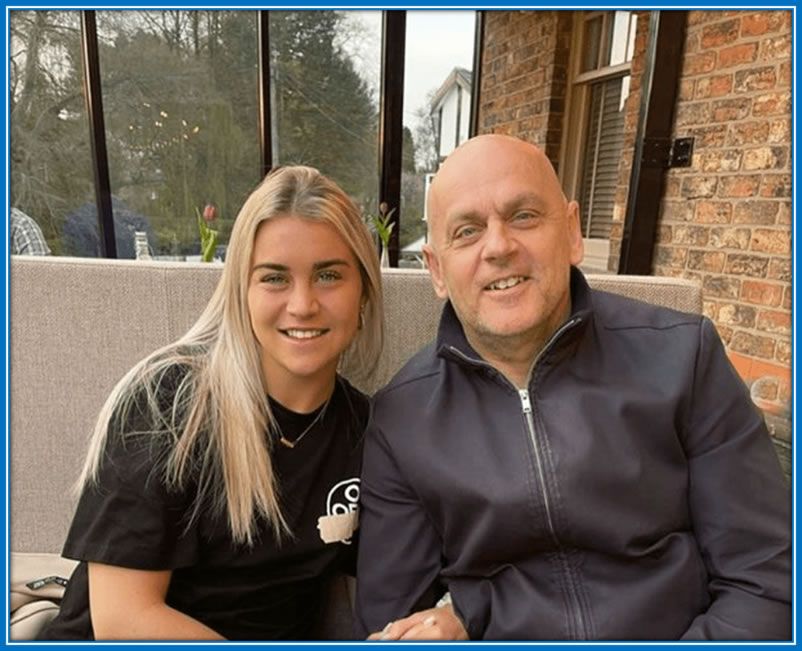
[423,136,584,356]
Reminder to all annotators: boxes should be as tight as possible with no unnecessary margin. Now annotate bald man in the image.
[355,135,790,640]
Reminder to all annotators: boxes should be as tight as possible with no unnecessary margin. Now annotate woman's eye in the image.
[261,274,287,286]
[317,270,342,283]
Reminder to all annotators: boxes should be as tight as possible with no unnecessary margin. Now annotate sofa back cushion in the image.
[10,256,701,554]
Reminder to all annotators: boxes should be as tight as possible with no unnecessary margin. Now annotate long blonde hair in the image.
[78,166,384,545]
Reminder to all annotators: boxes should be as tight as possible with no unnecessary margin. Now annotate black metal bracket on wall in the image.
[618,10,688,275]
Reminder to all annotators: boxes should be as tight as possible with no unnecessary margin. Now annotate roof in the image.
[429,67,472,113]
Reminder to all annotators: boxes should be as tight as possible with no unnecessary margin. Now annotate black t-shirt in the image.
[40,372,367,640]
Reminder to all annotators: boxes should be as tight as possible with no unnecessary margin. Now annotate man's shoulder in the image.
[375,341,441,400]
[590,287,702,333]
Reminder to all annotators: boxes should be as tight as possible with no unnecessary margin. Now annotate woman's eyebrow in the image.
[252,262,288,272]
[313,259,351,270]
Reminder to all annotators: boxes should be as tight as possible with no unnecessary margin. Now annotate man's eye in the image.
[454,225,480,240]
[513,211,537,223]
[317,270,342,282]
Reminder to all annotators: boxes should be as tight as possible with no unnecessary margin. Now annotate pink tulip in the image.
[202,203,217,223]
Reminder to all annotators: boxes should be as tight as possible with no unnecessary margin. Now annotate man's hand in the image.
[368,604,469,641]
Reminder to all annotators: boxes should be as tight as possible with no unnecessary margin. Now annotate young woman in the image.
[39,166,383,640]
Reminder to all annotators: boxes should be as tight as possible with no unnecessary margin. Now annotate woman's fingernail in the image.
[424,615,436,627]
[380,622,394,639]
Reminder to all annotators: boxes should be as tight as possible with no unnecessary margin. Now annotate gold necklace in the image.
[274,394,333,449]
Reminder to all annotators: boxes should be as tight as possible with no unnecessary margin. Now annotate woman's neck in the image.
[265,374,336,414]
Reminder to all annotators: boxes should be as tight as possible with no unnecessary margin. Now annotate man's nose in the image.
[286,283,319,317]
[482,220,517,262]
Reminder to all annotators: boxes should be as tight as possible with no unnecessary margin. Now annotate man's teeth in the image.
[488,276,526,291]
[285,329,325,339]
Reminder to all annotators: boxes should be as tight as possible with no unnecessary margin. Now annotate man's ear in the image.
[566,200,584,266]
[422,244,449,299]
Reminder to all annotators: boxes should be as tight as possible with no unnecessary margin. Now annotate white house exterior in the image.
[430,67,472,161]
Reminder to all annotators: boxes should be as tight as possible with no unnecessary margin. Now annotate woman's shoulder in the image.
[336,375,370,431]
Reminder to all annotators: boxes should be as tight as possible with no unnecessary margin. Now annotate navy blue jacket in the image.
[356,269,790,640]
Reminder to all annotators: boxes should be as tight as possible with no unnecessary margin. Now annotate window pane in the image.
[579,76,627,239]
[270,10,381,214]
[581,14,603,73]
[400,10,476,267]
[95,10,260,260]
[609,11,635,66]
[10,10,96,256]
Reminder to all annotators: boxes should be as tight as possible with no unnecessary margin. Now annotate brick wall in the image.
[646,10,792,472]
[478,10,792,473]
[478,11,572,165]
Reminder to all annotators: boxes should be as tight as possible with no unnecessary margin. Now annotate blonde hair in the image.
[78,166,384,545]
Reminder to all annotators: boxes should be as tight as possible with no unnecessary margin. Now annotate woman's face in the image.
[247,215,364,401]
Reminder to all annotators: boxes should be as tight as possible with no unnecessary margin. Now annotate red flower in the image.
[202,203,217,223]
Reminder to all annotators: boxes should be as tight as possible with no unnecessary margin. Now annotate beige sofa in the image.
[9,255,702,638]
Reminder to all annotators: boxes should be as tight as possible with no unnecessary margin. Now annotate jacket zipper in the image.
[447,317,588,638]
[519,387,587,639]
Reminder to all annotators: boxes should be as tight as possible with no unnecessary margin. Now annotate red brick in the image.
[757,309,791,335]
[767,258,791,282]
[682,176,718,198]
[688,250,726,272]
[733,200,779,225]
[695,201,732,224]
[725,253,769,277]
[712,98,752,122]
[718,175,761,198]
[753,91,791,117]
[697,149,742,172]
[654,246,688,268]
[683,52,717,76]
[730,330,776,359]
[718,303,757,328]
[776,202,791,226]
[759,34,792,62]
[775,339,791,365]
[782,285,791,311]
[672,225,709,246]
[676,101,711,126]
[703,274,741,299]
[716,324,734,346]
[734,67,777,93]
[702,19,741,48]
[760,174,791,198]
[767,118,791,144]
[751,228,791,255]
[679,79,696,102]
[717,43,758,68]
[688,125,728,147]
[741,280,784,307]
[662,200,694,222]
[694,74,733,99]
[703,300,720,320]
[741,12,788,37]
[751,375,779,401]
[710,227,751,250]
[727,121,770,146]
[778,62,791,87]
[743,147,786,171]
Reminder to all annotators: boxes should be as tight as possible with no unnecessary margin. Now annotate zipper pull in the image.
[519,389,532,414]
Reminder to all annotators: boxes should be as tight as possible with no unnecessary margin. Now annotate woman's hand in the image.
[367,603,468,641]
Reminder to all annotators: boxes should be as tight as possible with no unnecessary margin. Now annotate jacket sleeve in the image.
[354,417,443,638]
[680,317,791,640]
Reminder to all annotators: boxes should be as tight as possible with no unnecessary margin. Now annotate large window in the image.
[8,10,442,264]
[562,11,637,270]
[10,11,96,256]
[399,10,476,267]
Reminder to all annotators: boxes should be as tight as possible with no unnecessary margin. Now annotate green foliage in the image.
[10,9,379,257]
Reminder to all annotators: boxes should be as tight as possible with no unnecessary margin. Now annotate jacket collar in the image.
[436,266,594,368]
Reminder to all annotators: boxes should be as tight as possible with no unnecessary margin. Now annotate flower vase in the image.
[380,245,390,269]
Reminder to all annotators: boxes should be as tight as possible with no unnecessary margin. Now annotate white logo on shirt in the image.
[317,478,360,545]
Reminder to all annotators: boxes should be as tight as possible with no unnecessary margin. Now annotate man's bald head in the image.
[426,135,569,244]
